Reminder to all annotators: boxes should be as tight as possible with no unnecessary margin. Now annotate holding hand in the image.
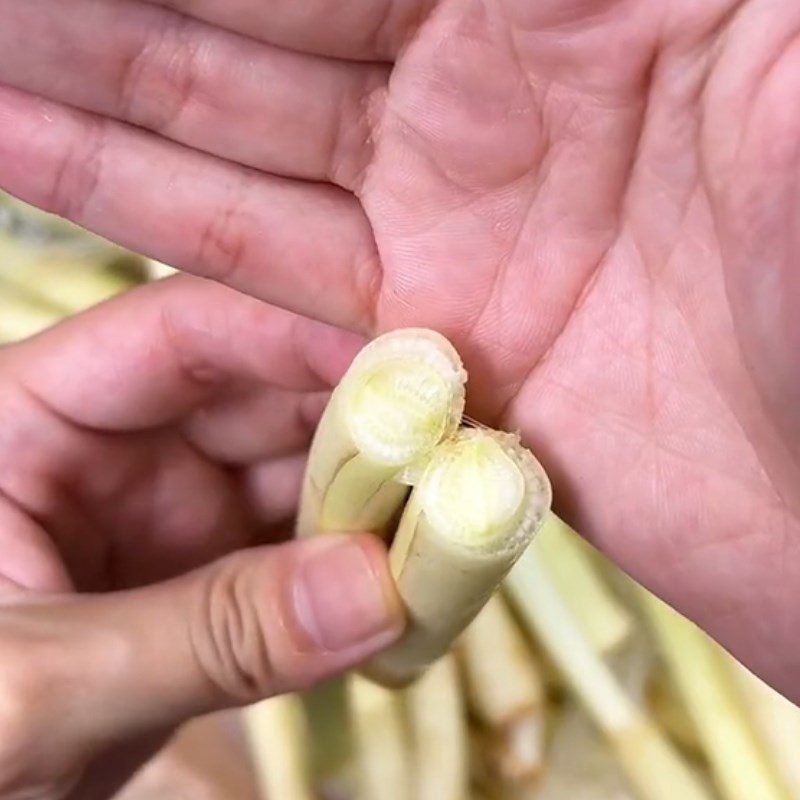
[0,277,403,799]
[0,0,798,756]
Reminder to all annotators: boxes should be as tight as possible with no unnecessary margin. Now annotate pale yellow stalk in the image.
[647,666,702,756]
[728,658,800,798]
[364,428,551,687]
[506,543,713,800]
[459,594,545,784]
[0,235,139,312]
[145,259,179,280]
[640,591,790,800]
[297,328,467,539]
[242,694,314,800]
[347,675,412,800]
[406,654,469,800]
[0,283,62,342]
[535,513,633,654]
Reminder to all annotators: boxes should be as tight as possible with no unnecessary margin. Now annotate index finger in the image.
[2,275,364,431]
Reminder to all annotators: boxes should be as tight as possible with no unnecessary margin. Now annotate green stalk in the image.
[0,235,138,313]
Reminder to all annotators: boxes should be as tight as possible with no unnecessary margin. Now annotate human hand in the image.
[0,0,798,695]
[0,277,403,799]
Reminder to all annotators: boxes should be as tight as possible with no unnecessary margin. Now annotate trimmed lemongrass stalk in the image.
[640,592,791,800]
[407,654,469,800]
[505,544,712,800]
[459,594,545,784]
[647,666,702,756]
[296,328,467,539]
[347,674,412,800]
[242,694,315,800]
[535,514,633,654]
[728,657,800,797]
[364,428,551,687]
[0,283,63,342]
[0,235,139,312]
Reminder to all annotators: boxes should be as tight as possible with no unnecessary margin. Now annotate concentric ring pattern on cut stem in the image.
[296,328,467,539]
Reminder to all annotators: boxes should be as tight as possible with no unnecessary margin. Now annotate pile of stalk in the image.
[2,194,800,800]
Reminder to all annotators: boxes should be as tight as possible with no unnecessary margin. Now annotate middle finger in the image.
[0,0,387,191]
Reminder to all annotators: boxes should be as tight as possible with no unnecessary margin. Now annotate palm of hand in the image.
[0,0,798,692]
[367,0,800,688]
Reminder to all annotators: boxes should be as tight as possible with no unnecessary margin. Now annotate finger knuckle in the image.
[189,555,278,704]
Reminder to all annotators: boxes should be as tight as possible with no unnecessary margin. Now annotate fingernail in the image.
[293,538,403,654]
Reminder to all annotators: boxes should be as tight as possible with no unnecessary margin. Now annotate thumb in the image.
[0,534,403,789]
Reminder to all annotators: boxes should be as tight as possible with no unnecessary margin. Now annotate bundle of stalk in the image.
[295,328,552,686]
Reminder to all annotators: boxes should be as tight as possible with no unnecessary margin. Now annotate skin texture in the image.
[0,0,798,795]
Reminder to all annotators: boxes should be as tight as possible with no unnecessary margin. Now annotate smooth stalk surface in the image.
[407,654,469,800]
[0,282,62,342]
[506,544,712,800]
[459,594,545,784]
[297,328,466,539]
[243,695,315,800]
[364,428,550,687]
[535,514,633,654]
[640,592,790,800]
[728,658,800,797]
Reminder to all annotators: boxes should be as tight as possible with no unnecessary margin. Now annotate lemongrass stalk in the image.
[145,259,179,280]
[0,193,94,241]
[406,654,469,800]
[297,328,467,539]
[364,428,550,687]
[459,594,545,784]
[347,674,412,800]
[467,725,496,797]
[242,694,315,800]
[529,703,637,800]
[728,657,800,797]
[505,544,712,800]
[535,514,633,654]
[302,678,353,790]
[0,284,63,342]
[0,235,138,312]
[640,591,790,800]
[646,666,702,756]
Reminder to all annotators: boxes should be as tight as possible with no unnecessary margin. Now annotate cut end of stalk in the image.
[345,357,453,466]
[339,328,466,467]
[493,712,545,784]
[419,429,550,552]
[420,431,526,547]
